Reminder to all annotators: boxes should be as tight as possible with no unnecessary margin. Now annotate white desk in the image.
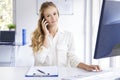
[0,67,120,80]
[0,45,15,66]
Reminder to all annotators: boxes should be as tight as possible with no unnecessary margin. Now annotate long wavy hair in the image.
[31,1,59,53]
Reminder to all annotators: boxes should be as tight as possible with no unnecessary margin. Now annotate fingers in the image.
[90,65,101,72]
[96,65,101,71]
[41,18,48,29]
[77,62,101,72]
[41,19,49,36]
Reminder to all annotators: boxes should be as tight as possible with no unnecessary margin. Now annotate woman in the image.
[31,1,100,71]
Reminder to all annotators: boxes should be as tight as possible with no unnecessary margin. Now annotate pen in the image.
[37,69,50,75]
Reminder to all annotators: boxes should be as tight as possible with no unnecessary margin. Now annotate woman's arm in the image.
[42,18,49,48]
[34,46,49,65]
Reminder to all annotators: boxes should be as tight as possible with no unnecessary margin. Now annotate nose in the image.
[51,15,55,21]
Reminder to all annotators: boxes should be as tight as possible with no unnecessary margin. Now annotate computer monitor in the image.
[94,0,120,59]
[0,31,15,45]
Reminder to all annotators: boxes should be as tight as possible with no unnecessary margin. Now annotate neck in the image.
[49,25,58,37]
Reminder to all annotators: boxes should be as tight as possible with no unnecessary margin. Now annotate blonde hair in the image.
[31,1,59,53]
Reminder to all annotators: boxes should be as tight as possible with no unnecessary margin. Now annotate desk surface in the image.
[0,67,120,80]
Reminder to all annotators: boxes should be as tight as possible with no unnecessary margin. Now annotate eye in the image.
[53,12,56,16]
[47,15,50,17]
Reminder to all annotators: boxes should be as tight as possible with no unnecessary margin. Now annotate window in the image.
[0,0,13,30]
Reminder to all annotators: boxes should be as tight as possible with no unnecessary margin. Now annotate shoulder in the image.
[60,30,72,35]
[63,30,74,37]
[58,28,74,38]
[60,30,74,40]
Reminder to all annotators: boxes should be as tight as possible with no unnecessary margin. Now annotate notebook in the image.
[25,66,58,77]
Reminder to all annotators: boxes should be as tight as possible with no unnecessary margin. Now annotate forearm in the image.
[43,36,49,48]
[34,46,49,64]
[77,62,88,70]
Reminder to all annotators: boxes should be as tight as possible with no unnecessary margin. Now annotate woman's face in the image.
[43,6,59,27]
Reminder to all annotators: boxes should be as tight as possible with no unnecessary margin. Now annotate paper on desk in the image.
[25,66,58,77]
[59,67,114,80]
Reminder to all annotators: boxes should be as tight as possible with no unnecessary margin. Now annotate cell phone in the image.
[42,16,45,20]
[42,17,48,28]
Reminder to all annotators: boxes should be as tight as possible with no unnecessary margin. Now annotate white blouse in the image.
[34,29,80,67]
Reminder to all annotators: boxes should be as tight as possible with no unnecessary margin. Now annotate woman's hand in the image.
[41,18,49,36]
[77,63,101,72]
[41,18,49,48]
[84,64,101,72]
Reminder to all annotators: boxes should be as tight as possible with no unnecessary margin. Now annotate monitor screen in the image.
[94,0,120,59]
[0,31,15,45]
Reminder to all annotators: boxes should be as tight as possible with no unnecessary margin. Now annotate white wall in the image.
[15,0,38,44]
[15,0,85,66]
